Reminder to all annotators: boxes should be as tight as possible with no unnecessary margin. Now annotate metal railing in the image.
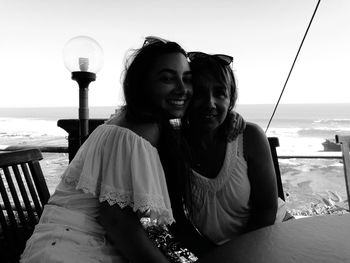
[0,144,343,160]
[2,119,342,161]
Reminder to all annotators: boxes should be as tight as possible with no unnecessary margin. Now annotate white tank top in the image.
[189,133,251,245]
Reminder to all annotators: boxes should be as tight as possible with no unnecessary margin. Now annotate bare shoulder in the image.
[244,122,266,141]
[244,122,270,157]
[106,114,160,147]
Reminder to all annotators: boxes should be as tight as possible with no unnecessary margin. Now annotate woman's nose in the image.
[203,93,215,108]
[176,79,191,94]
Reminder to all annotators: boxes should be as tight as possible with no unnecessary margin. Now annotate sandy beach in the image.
[279,159,348,215]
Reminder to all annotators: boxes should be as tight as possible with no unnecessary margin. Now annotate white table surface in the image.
[199,214,350,263]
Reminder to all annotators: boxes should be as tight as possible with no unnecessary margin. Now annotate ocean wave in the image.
[267,127,302,137]
[0,118,67,137]
[297,128,346,137]
[314,119,350,124]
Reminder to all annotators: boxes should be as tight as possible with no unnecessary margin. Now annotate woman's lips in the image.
[168,99,186,106]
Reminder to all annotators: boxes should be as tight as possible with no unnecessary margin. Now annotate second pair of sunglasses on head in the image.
[143,36,233,66]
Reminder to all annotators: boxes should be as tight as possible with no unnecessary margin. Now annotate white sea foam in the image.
[1,106,348,155]
[314,118,350,123]
[266,126,325,155]
[0,117,66,138]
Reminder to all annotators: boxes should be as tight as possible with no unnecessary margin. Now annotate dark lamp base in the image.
[71,71,96,82]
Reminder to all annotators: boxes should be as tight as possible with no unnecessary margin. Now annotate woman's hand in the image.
[99,202,170,263]
[226,111,246,141]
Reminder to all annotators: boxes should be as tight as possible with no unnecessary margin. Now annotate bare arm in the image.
[102,116,168,262]
[196,123,277,263]
[244,122,278,231]
[99,202,170,263]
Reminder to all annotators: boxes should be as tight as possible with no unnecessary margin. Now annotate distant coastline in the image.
[0,106,117,120]
[1,103,349,155]
[1,103,349,120]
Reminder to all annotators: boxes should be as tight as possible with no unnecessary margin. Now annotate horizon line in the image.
[1,102,350,109]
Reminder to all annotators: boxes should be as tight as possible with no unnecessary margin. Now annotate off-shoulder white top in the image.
[49,124,174,225]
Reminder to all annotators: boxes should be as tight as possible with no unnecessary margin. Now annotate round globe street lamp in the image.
[63,36,103,145]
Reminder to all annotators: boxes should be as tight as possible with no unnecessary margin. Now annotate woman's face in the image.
[189,75,231,133]
[147,53,193,119]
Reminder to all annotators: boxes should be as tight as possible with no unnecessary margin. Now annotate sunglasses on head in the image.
[143,36,170,47]
[187,51,233,66]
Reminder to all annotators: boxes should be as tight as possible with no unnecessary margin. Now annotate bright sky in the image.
[0,0,349,107]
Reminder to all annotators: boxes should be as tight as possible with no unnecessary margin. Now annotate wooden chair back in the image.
[268,137,285,201]
[0,149,50,262]
[335,135,350,208]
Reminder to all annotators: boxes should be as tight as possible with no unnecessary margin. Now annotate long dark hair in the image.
[121,37,192,229]
[120,37,192,217]
[158,119,214,255]
[121,40,187,123]
[121,38,213,254]
[158,119,191,220]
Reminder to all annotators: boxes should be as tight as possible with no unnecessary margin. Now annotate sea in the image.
[1,104,349,213]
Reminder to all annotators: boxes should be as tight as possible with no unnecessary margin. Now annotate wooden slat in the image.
[29,161,50,208]
[0,180,12,243]
[2,167,27,234]
[21,163,42,217]
[12,165,37,229]
[0,148,50,261]
[0,168,21,253]
[0,203,8,234]
[10,165,31,230]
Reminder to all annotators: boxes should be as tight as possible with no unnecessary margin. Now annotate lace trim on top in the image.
[61,124,174,225]
[82,182,174,225]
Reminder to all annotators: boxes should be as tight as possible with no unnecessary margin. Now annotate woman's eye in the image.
[159,75,174,82]
[215,87,228,98]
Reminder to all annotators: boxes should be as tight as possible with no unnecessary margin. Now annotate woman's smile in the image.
[148,53,193,118]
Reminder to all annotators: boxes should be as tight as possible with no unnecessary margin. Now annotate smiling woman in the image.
[166,51,286,258]
[147,53,193,119]
[122,38,192,122]
[19,36,192,263]
[187,52,234,134]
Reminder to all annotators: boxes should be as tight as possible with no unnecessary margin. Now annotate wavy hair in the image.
[185,55,238,141]
[121,40,187,122]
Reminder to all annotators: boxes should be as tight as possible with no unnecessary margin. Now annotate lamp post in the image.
[63,36,103,145]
